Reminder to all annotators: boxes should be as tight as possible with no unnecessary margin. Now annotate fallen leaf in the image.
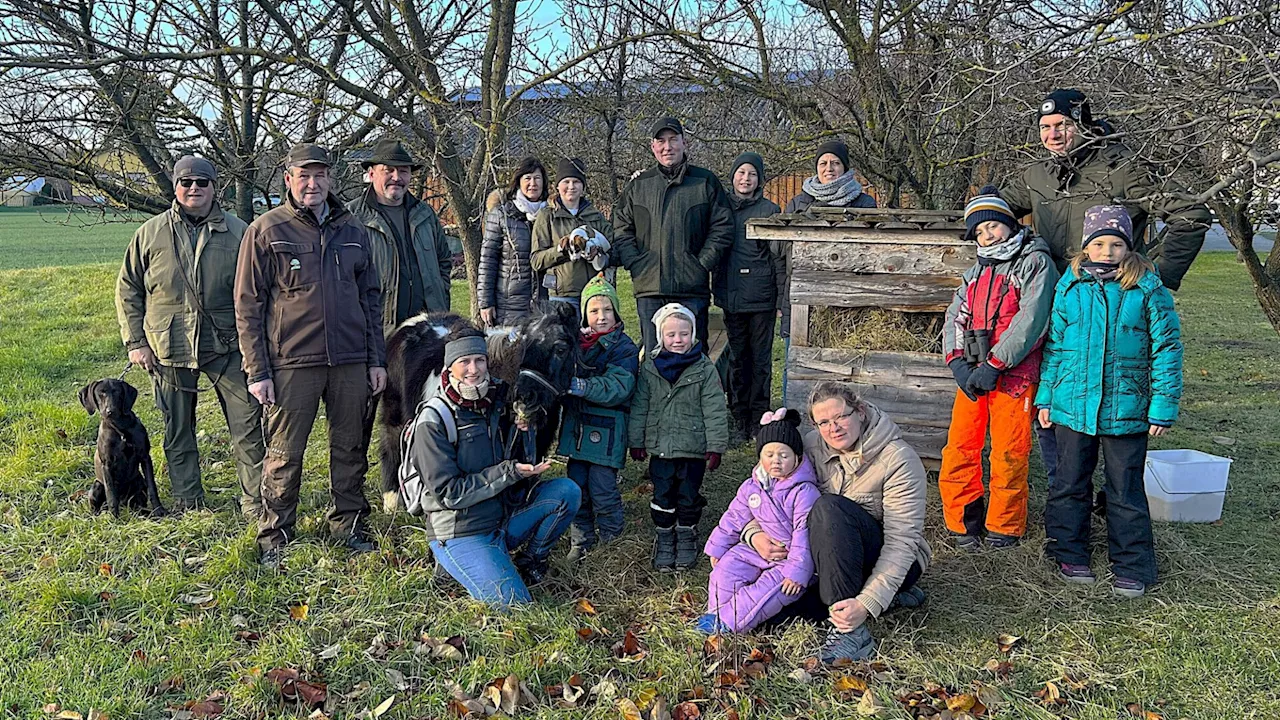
[306,711,329,720]
[499,674,521,714]
[98,591,116,602]
[371,695,395,717]
[702,634,722,657]
[131,649,148,664]
[576,627,598,643]
[612,629,646,661]
[288,603,309,621]
[857,691,886,717]
[947,694,976,713]
[574,598,599,615]
[617,698,642,720]
[562,674,586,706]
[834,674,868,696]
[742,661,767,680]
[230,614,248,628]
[983,659,1013,679]
[234,630,261,644]
[150,675,184,695]
[317,643,341,660]
[43,704,59,715]
[183,555,208,567]
[747,646,775,665]
[99,563,113,577]
[184,699,224,719]
[37,555,56,568]
[651,695,672,720]
[1212,436,1236,446]
[923,680,947,697]
[715,671,742,689]
[591,678,619,704]
[177,592,215,606]
[86,711,108,720]
[386,669,409,692]
[995,634,1022,653]
[788,668,813,684]
[1034,680,1063,707]
[56,713,83,720]
[672,701,701,720]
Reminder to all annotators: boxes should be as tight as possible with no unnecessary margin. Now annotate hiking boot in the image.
[695,613,731,635]
[1112,576,1146,598]
[565,543,592,564]
[1058,562,1097,584]
[240,498,263,521]
[170,497,207,515]
[674,525,700,570]
[344,530,377,554]
[514,552,550,587]
[260,546,284,571]
[652,527,677,572]
[819,624,875,665]
[985,532,1020,550]
[887,585,927,613]
[952,533,982,552]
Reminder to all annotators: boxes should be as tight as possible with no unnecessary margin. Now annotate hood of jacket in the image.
[753,454,819,493]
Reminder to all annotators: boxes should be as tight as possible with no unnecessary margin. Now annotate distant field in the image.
[0,206,147,270]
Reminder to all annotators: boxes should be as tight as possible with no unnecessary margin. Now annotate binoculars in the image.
[962,328,991,364]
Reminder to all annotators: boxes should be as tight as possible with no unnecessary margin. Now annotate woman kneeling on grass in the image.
[409,329,581,607]
[1036,205,1183,599]
[739,383,931,663]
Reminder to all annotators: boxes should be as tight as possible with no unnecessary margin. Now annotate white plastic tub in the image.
[1143,449,1232,523]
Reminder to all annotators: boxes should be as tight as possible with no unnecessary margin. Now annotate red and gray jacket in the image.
[942,231,1058,398]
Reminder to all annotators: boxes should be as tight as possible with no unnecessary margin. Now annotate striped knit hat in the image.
[963,185,1018,241]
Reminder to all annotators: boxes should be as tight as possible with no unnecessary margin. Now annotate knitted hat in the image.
[1038,89,1093,128]
[557,157,588,185]
[1082,204,1134,249]
[964,185,1019,240]
[579,273,619,325]
[173,155,217,180]
[731,151,765,182]
[814,139,850,172]
[650,303,696,348]
[757,408,804,457]
[443,335,488,370]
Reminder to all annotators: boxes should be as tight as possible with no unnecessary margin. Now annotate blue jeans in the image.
[429,477,581,607]
[636,296,710,356]
[567,460,624,549]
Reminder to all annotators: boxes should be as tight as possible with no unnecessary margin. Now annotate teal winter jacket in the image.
[558,326,640,469]
[1034,268,1183,436]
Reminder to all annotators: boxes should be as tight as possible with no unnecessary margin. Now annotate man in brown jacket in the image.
[235,143,387,569]
[116,155,265,517]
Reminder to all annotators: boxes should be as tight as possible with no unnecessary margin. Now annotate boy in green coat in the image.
[559,275,640,561]
[628,303,730,572]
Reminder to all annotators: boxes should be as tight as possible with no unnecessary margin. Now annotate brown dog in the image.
[79,379,167,518]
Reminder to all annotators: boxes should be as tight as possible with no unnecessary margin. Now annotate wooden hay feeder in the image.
[747,207,975,467]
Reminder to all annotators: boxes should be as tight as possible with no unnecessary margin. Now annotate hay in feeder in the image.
[808,307,944,354]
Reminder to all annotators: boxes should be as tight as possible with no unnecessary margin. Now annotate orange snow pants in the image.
[939,386,1034,538]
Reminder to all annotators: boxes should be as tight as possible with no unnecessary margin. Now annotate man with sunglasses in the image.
[116,155,266,517]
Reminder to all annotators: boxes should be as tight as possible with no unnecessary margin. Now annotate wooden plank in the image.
[783,377,953,429]
[747,223,967,247]
[782,379,950,460]
[808,206,964,221]
[790,304,810,347]
[789,269,960,312]
[788,347,953,388]
[790,239,975,276]
[706,312,730,365]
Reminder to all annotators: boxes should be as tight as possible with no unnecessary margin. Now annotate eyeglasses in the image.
[814,410,856,431]
[177,178,212,188]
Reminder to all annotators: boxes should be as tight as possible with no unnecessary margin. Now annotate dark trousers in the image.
[153,351,264,511]
[772,494,923,624]
[648,456,707,528]
[1045,427,1157,585]
[258,364,371,551]
[1036,422,1059,489]
[567,459,625,549]
[636,296,710,357]
[724,310,775,431]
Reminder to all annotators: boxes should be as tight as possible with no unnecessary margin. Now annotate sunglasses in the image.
[177,178,212,188]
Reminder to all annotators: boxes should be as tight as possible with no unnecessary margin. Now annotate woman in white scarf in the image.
[478,156,549,326]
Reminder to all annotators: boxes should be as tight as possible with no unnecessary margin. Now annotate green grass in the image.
[1,213,1278,719]
[0,207,148,270]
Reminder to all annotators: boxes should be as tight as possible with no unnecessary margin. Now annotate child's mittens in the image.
[705,452,721,472]
[966,362,1001,396]
[948,359,977,401]
[630,448,647,462]
[568,377,587,396]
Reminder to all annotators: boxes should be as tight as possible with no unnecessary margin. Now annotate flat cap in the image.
[284,143,332,169]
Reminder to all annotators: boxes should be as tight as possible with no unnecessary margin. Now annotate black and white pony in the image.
[378,302,581,512]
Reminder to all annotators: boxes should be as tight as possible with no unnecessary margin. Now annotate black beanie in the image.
[556,156,587,185]
[731,151,765,182]
[757,409,805,458]
[1038,89,1093,128]
[814,139,850,172]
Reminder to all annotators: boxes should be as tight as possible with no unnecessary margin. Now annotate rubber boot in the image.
[653,527,677,572]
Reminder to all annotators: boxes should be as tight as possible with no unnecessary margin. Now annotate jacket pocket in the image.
[332,279,368,356]
[576,413,619,456]
[270,241,320,290]
[144,313,177,358]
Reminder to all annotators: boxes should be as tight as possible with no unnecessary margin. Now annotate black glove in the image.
[948,358,977,402]
[966,362,1001,396]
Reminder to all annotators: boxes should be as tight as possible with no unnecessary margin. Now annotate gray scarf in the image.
[448,372,491,401]
[802,169,865,207]
[977,228,1028,263]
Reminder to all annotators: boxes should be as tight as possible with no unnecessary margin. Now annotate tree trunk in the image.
[1212,197,1280,334]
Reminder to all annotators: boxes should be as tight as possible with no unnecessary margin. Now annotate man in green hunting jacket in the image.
[1001,89,1211,292]
[115,155,265,517]
[612,117,735,355]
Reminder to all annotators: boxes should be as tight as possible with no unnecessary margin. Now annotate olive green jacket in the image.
[116,202,248,368]
[1001,142,1211,290]
[529,198,615,299]
[346,188,453,335]
[627,353,730,459]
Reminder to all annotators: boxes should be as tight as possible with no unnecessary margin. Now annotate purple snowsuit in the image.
[703,457,822,633]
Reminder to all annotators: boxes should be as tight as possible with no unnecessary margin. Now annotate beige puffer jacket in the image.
[802,403,932,618]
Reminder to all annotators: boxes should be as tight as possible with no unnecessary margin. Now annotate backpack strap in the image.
[424,396,457,445]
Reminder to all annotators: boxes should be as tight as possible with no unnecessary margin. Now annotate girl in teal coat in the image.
[1035,205,1183,598]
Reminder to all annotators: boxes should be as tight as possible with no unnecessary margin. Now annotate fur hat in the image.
[756,408,804,457]
[964,185,1019,240]
[650,303,696,349]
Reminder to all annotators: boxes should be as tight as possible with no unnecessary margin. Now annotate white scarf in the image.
[512,192,546,223]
